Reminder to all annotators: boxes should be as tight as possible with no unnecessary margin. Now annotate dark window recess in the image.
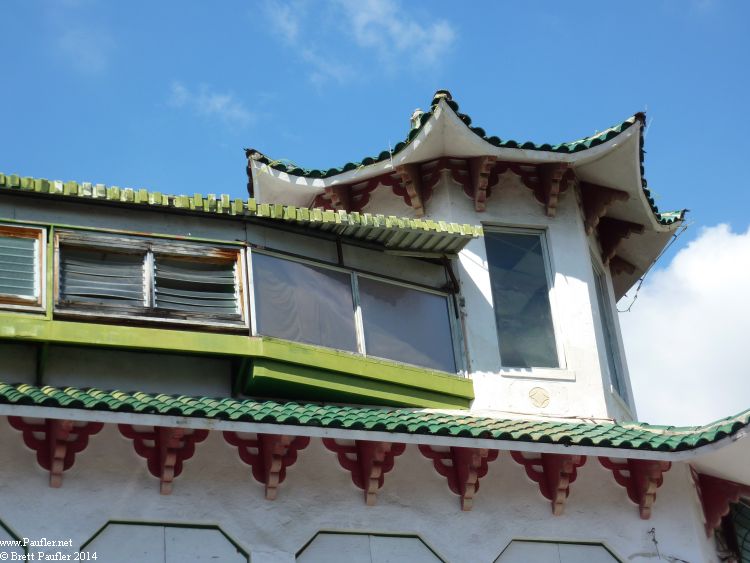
[60,247,145,307]
[0,235,37,299]
[154,257,239,316]
[485,231,559,368]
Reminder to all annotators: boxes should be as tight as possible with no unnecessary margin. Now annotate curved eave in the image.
[0,381,748,482]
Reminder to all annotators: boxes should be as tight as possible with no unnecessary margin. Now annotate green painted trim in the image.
[80,520,249,560]
[0,314,474,406]
[250,359,471,409]
[296,531,446,562]
[496,539,623,562]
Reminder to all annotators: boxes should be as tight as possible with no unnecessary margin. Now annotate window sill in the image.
[499,368,576,382]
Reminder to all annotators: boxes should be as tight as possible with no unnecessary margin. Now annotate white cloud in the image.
[336,0,456,66]
[264,0,301,43]
[169,82,255,128]
[619,224,750,425]
[57,27,114,74]
[259,0,456,85]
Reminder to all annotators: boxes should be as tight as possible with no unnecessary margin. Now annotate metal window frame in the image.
[54,230,248,330]
[248,247,462,374]
[0,223,46,313]
[591,255,631,408]
[482,224,567,370]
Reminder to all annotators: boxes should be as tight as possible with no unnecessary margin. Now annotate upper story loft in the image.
[0,91,686,422]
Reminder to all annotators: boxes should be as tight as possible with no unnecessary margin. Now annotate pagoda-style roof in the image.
[0,172,481,254]
[247,90,687,298]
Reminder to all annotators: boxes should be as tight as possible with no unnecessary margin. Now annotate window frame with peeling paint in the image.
[53,229,249,331]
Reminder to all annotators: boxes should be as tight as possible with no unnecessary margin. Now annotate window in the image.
[358,276,456,372]
[0,224,45,311]
[485,230,559,368]
[55,231,246,327]
[593,264,626,400]
[297,532,444,563]
[495,540,620,562]
[251,251,458,373]
[82,522,248,563]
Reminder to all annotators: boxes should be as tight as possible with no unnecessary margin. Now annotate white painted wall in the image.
[358,173,632,420]
[0,422,717,563]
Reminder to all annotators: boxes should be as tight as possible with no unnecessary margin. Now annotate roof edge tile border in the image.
[0,382,747,454]
[0,173,483,240]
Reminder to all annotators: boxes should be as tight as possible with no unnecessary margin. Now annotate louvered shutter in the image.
[153,256,239,317]
[0,234,38,299]
[60,247,146,307]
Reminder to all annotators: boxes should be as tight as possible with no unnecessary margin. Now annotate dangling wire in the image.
[618,223,690,313]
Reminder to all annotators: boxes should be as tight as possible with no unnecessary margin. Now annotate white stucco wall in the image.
[358,173,632,421]
[0,422,717,562]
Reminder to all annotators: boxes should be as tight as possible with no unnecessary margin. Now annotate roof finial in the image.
[410,108,425,130]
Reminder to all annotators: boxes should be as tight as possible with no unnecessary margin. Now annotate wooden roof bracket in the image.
[223,432,310,500]
[469,156,497,212]
[419,446,499,511]
[8,417,103,488]
[118,424,208,495]
[610,255,637,277]
[600,457,671,519]
[323,185,352,212]
[395,163,425,217]
[511,451,586,515]
[537,163,573,217]
[580,182,630,235]
[323,439,405,505]
[597,217,645,264]
[693,469,750,537]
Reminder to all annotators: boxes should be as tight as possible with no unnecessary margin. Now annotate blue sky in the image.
[2,1,748,236]
[1,1,749,423]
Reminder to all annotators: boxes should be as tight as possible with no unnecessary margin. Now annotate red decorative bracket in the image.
[536,164,573,217]
[599,457,671,519]
[8,417,103,488]
[119,425,208,495]
[694,470,750,537]
[597,217,645,264]
[418,446,499,510]
[323,439,405,505]
[511,451,586,515]
[394,163,425,216]
[469,156,497,212]
[223,432,309,499]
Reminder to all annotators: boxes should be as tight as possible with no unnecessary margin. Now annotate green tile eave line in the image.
[1,382,749,452]
[0,174,482,244]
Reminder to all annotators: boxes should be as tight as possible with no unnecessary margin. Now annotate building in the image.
[0,90,748,562]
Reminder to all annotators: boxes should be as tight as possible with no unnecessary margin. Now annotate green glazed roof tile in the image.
[0,382,748,453]
[0,172,481,253]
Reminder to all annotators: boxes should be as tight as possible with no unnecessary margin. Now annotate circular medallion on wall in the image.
[529,387,550,408]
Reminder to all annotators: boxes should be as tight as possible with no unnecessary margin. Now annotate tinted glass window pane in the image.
[594,268,625,398]
[252,253,357,352]
[485,232,558,368]
[60,247,145,307]
[154,256,239,317]
[358,277,456,372]
[0,235,37,298]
